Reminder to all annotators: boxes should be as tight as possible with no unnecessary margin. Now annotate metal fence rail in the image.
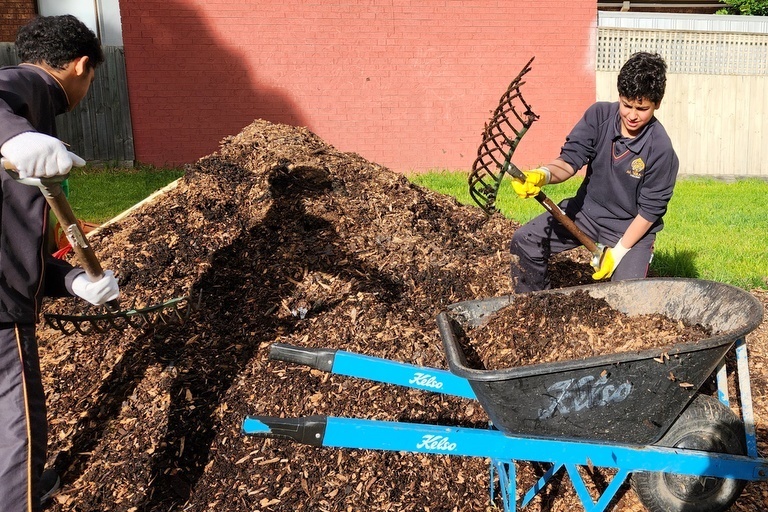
[0,44,134,165]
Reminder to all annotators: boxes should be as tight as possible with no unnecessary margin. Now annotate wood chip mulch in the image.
[464,290,712,370]
[35,120,768,512]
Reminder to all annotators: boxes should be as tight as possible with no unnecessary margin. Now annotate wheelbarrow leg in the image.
[489,458,629,512]
[519,463,561,509]
[735,338,759,457]
[490,460,627,512]
[490,460,562,512]
[565,463,629,512]
[716,358,729,405]
[715,337,758,458]
[490,459,516,512]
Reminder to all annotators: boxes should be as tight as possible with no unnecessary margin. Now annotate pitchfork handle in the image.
[504,162,603,262]
[2,161,120,312]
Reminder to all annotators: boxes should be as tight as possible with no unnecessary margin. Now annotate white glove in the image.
[0,132,86,179]
[72,270,120,306]
[592,238,631,280]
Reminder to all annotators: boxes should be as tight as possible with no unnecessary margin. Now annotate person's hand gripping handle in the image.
[504,161,606,268]
[2,158,120,312]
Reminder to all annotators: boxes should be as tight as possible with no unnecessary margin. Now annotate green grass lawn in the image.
[409,171,768,290]
[67,164,185,224]
[64,165,767,290]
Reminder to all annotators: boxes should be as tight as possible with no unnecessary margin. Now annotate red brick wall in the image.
[0,0,36,42]
[119,0,597,172]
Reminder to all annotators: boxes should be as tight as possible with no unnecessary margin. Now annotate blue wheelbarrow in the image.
[242,278,766,512]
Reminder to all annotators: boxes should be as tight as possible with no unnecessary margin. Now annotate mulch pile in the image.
[464,290,712,370]
[36,120,768,512]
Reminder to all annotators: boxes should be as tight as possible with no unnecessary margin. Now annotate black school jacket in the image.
[0,64,83,323]
[559,101,679,246]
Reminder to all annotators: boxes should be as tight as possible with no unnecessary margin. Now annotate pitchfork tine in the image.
[43,295,192,336]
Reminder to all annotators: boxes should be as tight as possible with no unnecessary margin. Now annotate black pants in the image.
[0,322,46,512]
[510,199,655,293]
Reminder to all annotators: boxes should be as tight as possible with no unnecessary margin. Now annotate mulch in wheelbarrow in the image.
[36,119,768,512]
[465,290,712,371]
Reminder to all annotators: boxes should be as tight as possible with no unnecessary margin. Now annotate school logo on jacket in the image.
[626,158,645,179]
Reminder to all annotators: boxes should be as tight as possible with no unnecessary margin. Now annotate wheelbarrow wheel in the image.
[631,394,747,512]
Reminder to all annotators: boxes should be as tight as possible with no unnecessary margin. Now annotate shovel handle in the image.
[2,160,119,312]
[504,161,603,262]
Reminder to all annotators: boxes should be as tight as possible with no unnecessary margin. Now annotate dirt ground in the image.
[37,120,768,511]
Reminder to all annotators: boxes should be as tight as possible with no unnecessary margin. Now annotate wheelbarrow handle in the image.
[269,343,336,371]
[2,159,119,312]
[504,161,604,266]
[242,415,327,446]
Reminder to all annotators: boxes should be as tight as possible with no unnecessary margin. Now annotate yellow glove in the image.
[511,167,550,199]
[592,239,631,280]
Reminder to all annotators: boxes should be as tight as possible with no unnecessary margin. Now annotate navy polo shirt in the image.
[559,101,679,244]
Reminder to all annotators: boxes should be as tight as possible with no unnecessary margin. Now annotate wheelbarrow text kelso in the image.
[244,279,766,512]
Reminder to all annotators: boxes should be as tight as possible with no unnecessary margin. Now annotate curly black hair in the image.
[15,15,104,70]
[617,52,667,104]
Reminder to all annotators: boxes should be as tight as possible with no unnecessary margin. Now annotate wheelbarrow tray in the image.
[437,278,764,445]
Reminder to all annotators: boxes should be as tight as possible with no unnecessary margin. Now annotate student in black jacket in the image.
[510,52,679,293]
[0,15,120,511]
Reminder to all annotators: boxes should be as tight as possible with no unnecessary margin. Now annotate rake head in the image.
[469,56,539,215]
[44,296,194,336]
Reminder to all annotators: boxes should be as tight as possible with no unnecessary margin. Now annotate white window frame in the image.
[37,0,123,46]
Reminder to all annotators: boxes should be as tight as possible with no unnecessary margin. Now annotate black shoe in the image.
[40,468,60,505]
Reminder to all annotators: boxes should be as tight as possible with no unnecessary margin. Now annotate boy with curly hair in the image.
[0,15,120,511]
[510,52,679,292]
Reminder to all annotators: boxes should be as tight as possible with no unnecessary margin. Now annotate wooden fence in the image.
[0,44,134,165]
[597,27,768,178]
